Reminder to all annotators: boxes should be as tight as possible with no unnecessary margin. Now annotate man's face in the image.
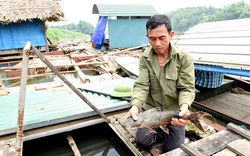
[146,25,174,55]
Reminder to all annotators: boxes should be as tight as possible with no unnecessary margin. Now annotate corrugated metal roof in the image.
[175,18,250,70]
[80,77,135,96]
[92,4,157,16]
[0,78,135,136]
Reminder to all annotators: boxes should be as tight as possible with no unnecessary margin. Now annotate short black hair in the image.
[146,14,172,33]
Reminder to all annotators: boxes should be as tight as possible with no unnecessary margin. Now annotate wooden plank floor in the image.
[163,123,250,156]
[108,111,226,156]
[108,112,250,156]
[199,92,250,125]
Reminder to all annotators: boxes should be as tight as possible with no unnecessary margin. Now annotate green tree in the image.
[50,20,94,35]
[206,1,250,21]
[167,1,250,34]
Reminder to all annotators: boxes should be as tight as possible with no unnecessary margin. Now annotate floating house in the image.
[91,4,157,49]
[0,0,64,56]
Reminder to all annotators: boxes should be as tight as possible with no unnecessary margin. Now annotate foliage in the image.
[168,1,250,34]
[206,1,250,21]
[46,28,88,44]
[50,20,94,35]
[47,1,250,43]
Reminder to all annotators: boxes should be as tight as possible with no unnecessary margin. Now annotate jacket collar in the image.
[142,42,178,62]
[141,42,178,79]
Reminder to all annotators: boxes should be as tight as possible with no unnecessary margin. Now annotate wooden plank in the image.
[216,93,250,108]
[213,148,236,156]
[209,94,250,115]
[204,93,250,112]
[185,129,242,155]
[108,115,143,156]
[160,148,189,156]
[180,144,205,156]
[227,93,250,103]
[243,116,250,124]
[227,139,250,156]
[227,123,250,140]
[70,59,90,83]
[66,133,81,156]
[201,98,249,120]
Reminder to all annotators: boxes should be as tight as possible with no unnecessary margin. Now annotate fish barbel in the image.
[119,107,211,134]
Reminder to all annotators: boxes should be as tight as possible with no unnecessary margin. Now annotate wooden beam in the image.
[65,133,81,156]
[180,144,205,156]
[70,59,90,83]
[227,139,250,156]
[227,123,250,140]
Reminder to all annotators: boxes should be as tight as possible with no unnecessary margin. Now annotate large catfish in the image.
[119,107,211,135]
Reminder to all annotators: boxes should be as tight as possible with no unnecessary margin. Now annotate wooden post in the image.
[65,133,81,156]
[41,21,49,52]
[16,41,31,156]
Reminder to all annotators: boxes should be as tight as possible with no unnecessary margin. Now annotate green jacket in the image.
[131,42,195,112]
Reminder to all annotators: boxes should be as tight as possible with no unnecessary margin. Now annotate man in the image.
[124,14,195,152]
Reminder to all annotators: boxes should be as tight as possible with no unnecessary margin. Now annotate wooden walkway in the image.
[108,113,250,156]
[163,123,250,156]
[194,91,250,128]
[200,92,250,124]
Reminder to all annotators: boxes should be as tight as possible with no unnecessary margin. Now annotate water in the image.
[23,123,134,156]
[0,69,97,87]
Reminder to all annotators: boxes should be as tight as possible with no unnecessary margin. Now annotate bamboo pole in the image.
[16,41,31,156]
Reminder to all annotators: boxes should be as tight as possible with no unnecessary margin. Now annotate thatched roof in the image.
[0,0,64,24]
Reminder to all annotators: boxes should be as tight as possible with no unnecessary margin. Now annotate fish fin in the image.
[139,125,158,134]
[159,125,169,135]
[140,125,163,138]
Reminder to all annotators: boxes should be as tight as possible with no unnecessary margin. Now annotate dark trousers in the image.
[135,124,185,152]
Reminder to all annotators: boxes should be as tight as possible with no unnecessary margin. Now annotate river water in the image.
[23,123,134,156]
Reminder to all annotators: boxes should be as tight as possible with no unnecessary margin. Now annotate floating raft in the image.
[108,113,250,156]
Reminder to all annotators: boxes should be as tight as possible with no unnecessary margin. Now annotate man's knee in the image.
[163,125,185,152]
[136,128,158,149]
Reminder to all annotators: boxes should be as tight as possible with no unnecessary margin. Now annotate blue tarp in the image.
[91,16,107,49]
[0,20,46,50]
[195,65,250,77]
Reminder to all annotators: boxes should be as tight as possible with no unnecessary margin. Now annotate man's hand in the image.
[171,103,190,126]
[124,105,139,120]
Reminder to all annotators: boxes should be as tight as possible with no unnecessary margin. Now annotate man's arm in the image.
[130,56,150,112]
[173,51,195,126]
